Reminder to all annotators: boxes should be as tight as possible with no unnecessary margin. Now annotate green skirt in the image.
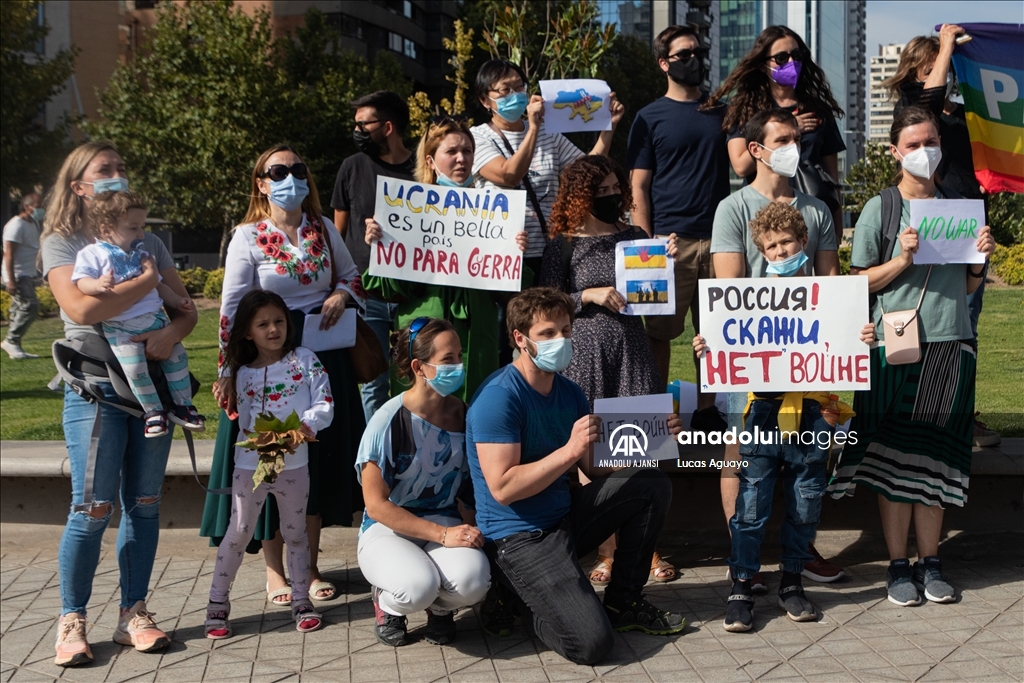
[828,341,976,508]
[199,342,366,549]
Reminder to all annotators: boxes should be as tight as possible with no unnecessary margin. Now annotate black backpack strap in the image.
[879,186,903,265]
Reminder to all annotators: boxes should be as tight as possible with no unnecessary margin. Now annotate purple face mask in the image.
[769,60,802,89]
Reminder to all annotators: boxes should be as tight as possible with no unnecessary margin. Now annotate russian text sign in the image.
[593,394,678,465]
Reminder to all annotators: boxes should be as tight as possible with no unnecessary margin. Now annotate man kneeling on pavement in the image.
[466,287,686,665]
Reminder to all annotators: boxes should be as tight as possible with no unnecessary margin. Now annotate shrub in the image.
[0,290,9,321]
[178,267,209,296]
[0,286,59,320]
[203,268,225,300]
[990,244,1024,286]
[838,245,852,275]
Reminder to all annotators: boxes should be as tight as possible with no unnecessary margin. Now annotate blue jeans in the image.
[58,383,172,615]
[359,297,397,422]
[728,399,831,579]
[967,263,986,340]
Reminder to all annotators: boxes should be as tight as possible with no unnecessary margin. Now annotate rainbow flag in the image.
[950,23,1024,193]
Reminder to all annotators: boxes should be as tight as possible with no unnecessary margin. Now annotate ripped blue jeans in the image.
[728,399,831,579]
[58,382,172,616]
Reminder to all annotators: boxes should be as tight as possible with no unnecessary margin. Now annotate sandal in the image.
[293,603,323,633]
[309,579,337,602]
[205,600,231,640]
[267,581,291,607]
[589,556,613,587]
[142,411,168,439]
[649,551,678,583]
[170,405,206,432]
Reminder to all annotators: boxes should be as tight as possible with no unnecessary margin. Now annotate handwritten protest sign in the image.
[698,276,871,392]
[370,176,526,292]
[593,394,677,465]
[909,199,986,265]
[539,79,612,135]
[615,239,675,316]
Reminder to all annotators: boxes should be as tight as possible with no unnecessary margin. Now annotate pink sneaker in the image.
[54,612,93,667]
[113,601,170,652]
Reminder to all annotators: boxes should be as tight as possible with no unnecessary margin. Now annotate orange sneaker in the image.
[113,601,170,652]
[54,612,93,667]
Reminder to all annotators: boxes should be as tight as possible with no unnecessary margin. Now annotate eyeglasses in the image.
[488,83,526,98]
[259,163,308,182]
[668,48,707,62]
[408,317,430,360]
[430,114,469,126]
[354,119,381,132]
[767,49,807,66]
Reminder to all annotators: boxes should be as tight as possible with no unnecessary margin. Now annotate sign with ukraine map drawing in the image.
[615,239,675,316]
[539,79,613,135]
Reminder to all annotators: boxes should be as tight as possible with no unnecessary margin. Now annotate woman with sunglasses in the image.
[201,144,367,608]
[356,317,489,647]
[363,117,528,402]
[705,25,846,241]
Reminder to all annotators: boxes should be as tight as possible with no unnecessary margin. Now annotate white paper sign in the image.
[370,176,526,292]
[698,277,871,392]
[909,199,986,265]
[593,393,678,463]
[614,239,676,316]
[539,79,613,135]
[301,309,356,353]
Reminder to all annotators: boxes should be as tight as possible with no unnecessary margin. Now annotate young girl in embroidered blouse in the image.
[205,290,333,639]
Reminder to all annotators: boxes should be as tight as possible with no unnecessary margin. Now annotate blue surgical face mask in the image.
[435,170,473,188]
[267,174,309,211]
[31,207,44,221]
[492,91,529,122]
[526,336,573,373]
[423,363,465,397]
[86,176,129,195]
[765,250,809,276]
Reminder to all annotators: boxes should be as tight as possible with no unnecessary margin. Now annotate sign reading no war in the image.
[370,176,527,292]
[909,199,987,265]
[698,277,871,392]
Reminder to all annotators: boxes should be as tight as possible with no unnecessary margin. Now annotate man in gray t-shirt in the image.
[2,193,43,358]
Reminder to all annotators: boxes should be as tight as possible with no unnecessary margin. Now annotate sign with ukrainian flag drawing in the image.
[615,239,675,317]
[539,79,613,135]
[949,23,1024,193]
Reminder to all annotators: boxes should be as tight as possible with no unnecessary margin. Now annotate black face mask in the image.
[667,57,705,87]
[590,194,623,225]
[353,129,382,157]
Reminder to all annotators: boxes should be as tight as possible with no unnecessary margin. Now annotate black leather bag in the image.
[793,161,841,213]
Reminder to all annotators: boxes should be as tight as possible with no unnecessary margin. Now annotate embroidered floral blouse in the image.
[218,214,365,375]
[234,348,334,471]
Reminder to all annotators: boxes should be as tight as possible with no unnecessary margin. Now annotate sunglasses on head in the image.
[408,316,431,360]
[430,114,469,127]
[767,49,807,66]
[668,48,707,62]
[260,163,308,182]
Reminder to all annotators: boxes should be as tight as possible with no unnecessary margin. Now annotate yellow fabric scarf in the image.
[742,392,855,433]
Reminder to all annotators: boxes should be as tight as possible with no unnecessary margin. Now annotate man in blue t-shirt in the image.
[626,25,731,433]
[466,288,684,665]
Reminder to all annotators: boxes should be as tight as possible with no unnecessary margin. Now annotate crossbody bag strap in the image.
[880,265,932,316]
[488,123,548,237]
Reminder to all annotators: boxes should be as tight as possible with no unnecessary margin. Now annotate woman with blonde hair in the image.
[363,117,528,401]
[41,140,196,666]
[200,144,366,607]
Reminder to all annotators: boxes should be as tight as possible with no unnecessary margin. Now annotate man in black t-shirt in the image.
[331,91,415,421]
[626,25,731,432]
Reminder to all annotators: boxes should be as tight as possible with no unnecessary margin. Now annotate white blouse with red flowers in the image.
[218,214,366,376]
[234,347,333,471]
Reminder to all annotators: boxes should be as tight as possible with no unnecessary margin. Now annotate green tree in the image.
[987,192,1024,246]
[0,0,76,196]
[844,142,898,216]
[599,34,666,163]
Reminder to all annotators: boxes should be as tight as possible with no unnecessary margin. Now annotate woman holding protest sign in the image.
[363,117,528,402]
[201,144,366,607]
[829,106,995,608]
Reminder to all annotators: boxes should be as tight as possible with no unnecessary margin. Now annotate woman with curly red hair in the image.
[201,144,367,608]
[539,155,683,585]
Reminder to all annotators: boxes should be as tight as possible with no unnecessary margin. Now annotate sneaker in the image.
[113,601,170,652]
[723,584,754,633]
[973,415,1001,448]
[372,587,408,646]
[691,406,727,433]
[912,556,956,603]
[604,596,686,635]
[480,584,516,637]
[777,575,816,622]
[423,610,457,645]
[1,339,37,359]
[726,568,767,594]
[170,405,206,432]
[886,559,922,606]
[54,612,93,667]
[802,544,846,583]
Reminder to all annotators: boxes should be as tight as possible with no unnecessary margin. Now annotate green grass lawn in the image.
[2,288,1023,440]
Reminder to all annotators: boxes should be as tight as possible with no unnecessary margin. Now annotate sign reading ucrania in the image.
[369,176,526,292]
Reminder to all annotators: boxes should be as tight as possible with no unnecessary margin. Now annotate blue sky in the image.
[865,0,1020,54]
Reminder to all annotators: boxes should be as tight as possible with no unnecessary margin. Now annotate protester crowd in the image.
[11,21,1001,669]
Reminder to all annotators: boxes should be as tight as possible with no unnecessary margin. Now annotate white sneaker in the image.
[1,339,37,359]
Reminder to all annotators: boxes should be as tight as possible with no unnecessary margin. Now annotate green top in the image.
[852,192,973,343]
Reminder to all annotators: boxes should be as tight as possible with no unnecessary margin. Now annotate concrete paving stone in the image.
[756,662,808,681]
[940,657,1008,679]
[299,672,351,683]
[971,639,1024,658]
[818,638,873,656]
[761,630,814,647]
[448,673,499,683]
[685,650,741,670]
[917,664,966,681]
[649,671,704,683]
[642,654,695,673]
[490,666,552,682]
[987,654,1024,677]
[790,656,847,676]
[694,664,753,682]
[6,667,57,683]
[879,646,939,667]
[349,666,399,683]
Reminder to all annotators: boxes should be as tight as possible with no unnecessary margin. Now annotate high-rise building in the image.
[869,43,905,144]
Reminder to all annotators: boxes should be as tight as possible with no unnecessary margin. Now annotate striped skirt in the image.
[828,341,976,507]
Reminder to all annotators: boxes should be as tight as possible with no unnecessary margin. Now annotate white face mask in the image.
[895,146,943,180]
[757,142,800,178]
